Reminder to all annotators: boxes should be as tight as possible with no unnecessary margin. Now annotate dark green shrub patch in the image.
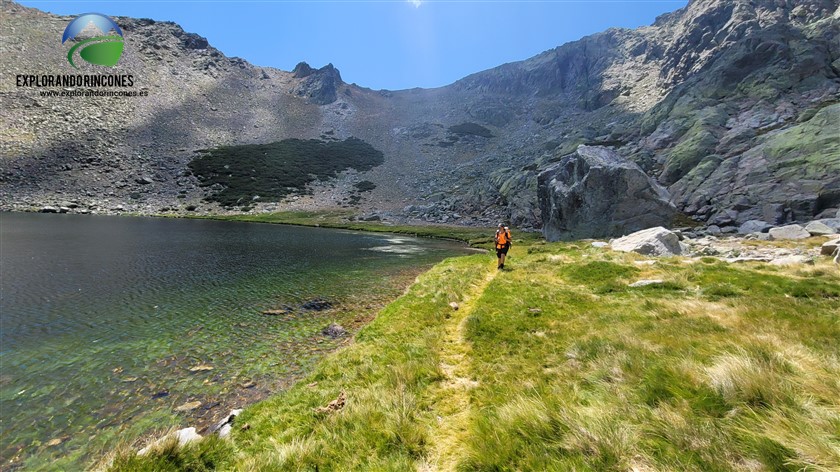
[188,137,384,207]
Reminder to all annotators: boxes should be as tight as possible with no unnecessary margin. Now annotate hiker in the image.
[495,223,511,269]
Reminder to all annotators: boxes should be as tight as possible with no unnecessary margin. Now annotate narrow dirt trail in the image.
[418,266,499,472]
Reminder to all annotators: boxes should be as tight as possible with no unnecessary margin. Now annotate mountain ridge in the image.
[2,0,838,229]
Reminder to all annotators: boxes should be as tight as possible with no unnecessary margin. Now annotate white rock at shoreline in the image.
[138,427,202,456]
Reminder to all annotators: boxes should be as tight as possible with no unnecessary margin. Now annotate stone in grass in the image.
[769,255,814,266]
[314,391,346,415]
[768,224,810,240]
[176,427,202,446]
[209,409,243,438]
[633,260,657,266]
[821,238,840,256]
[804,221,836,236]
[138,427,202,456]
[628,279,664,287]
[322,323,348,338]
[745,232,770,241]
[611,227,682,256]
[591,241,609,248]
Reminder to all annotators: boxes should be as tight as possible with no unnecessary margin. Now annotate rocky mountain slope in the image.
[1,0,838,229]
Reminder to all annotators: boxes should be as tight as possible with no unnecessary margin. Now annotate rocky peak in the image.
[174,30,209,50]
[655,0,838,85]
[293,61,315,78]
[292,62,343,105]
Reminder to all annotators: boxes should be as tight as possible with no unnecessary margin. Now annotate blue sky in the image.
[21,0,687,90]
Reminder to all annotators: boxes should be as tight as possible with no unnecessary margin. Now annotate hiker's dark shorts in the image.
[496,244,510,257]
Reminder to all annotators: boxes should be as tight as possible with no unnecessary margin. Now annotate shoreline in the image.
[107,230,840,471]
[0,212,475,471]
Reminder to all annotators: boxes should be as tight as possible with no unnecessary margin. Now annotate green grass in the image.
[109,239,840,471]
[104,434,235,471]
[188,138,384,208]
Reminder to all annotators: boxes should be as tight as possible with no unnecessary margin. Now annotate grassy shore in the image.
[107,231,840,471]
[205,210,543,249]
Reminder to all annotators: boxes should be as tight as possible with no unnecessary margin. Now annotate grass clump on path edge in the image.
[108,240,840,471]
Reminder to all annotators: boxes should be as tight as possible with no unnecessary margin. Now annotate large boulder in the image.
[538,145,677,241]
[805,221,836,236]
[816,218,840,232]
[611,227,683,256]
[738,220,772,234]
[768,224,810,240]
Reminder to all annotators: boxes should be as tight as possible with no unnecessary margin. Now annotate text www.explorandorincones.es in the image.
[38,89,148,98]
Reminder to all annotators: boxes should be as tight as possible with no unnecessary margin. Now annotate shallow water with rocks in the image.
[0,212,472,470]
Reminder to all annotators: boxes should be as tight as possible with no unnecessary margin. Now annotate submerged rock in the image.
[322,323,348,338]
[262,306,292,316]
[611,227,683,257]
[302,299,332,311]
[538,145,677,241]
[174,401,202,412]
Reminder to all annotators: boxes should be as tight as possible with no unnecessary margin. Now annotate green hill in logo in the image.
[67,36,124,68]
